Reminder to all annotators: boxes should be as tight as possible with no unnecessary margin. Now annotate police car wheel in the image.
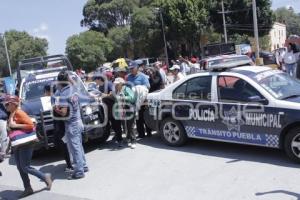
[284,128,300,163]
[160,118,187,146]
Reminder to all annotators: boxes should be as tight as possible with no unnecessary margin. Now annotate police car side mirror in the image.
[248,95,268,105]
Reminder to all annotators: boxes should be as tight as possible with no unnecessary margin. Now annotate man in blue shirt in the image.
[127,61,151,138]
[127,61,150,89]
[54,71,88,179]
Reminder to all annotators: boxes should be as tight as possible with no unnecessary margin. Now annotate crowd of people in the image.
[1,50,300,198]
[276,43,300,77]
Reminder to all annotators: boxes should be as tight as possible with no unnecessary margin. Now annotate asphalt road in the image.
[1,133,300,200]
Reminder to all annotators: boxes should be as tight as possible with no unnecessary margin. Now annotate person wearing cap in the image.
[170,64,184,83]
[113,77,137,148]
[127,61,150,138]
[127,61,150,89]
[54,71,88,179]
[4,95,52,198]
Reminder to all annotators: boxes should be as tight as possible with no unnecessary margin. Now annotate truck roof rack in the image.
[17,55,73,85]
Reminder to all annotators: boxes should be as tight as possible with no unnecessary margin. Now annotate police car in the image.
[200,54,254,70]
[19,68,109,150]
[145,63,300,163]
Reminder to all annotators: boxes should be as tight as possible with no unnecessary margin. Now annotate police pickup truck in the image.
[145,63,300,163]
[17,56,109,150]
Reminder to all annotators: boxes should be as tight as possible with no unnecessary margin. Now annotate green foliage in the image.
[80,0,275,58]
[275,7,300,36]
[66,31,113,72]
[155,0,211,55]
[131,6,162,57]
[0,30,48,74]
[107,26,132,59]
[81,0,138,33]
[210,0,274,37]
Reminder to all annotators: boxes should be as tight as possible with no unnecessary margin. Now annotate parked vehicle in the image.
[17,55,109,150]
[145,63,300,163]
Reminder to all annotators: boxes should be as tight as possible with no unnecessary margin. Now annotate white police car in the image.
[145,64,300,163]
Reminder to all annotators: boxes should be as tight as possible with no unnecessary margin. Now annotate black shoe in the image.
[68,173,85,180]
[19,188,34,198]
[117,141,123,147]
[84,166,89,173]
[137,135,145,139]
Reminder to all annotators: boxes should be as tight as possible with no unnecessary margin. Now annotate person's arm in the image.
[143,75,150,89]
[54,106,68,117]
[123,87,136,104]
[9,110,34,131]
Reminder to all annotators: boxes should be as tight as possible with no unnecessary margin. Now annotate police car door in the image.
[172,75,217,137]
[216,75,282,148]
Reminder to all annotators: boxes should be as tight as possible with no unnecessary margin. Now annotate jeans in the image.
[65,121,87,176]
[286,63,296,77]
[14,146,46,189]
[0,120,8,154]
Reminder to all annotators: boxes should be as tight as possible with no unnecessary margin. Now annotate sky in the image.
[0,0,299,55]
[0,0,87,55]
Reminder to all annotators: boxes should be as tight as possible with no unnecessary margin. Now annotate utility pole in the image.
[252,0,260,60]
[221,0,228,43]
[2,33,12,76]
[158,8,169,68]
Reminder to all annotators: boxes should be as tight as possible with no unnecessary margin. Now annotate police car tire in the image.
[284,127,300,163]
[159,118,187,147]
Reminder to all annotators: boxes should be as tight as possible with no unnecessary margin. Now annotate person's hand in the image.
[9,120,17,129]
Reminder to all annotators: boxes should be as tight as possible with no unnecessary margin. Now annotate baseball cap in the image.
[170,65,180,71]
[113,77,125,85]
[128,61,138,69]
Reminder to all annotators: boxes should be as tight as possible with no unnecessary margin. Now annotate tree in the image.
[131,6,163,58]
[154,0,212,56]
[107,26,132,59]
[0,30,48,73]
[210,0,274,37]
[81,0,138,33]
[275,7,300,36]
[65,31,113,72]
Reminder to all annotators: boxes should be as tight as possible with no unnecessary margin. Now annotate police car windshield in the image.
[22,78,54,101]
[254,71,300,99]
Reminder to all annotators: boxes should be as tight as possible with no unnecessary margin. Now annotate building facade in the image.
[269,22,287,51]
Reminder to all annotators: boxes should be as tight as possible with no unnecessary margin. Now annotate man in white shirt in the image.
[170,65,184,83]
[283,43,297,77]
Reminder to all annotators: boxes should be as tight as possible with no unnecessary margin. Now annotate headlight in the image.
[85,106,93,115]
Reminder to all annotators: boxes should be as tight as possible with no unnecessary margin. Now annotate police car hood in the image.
[21,96,52,116]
